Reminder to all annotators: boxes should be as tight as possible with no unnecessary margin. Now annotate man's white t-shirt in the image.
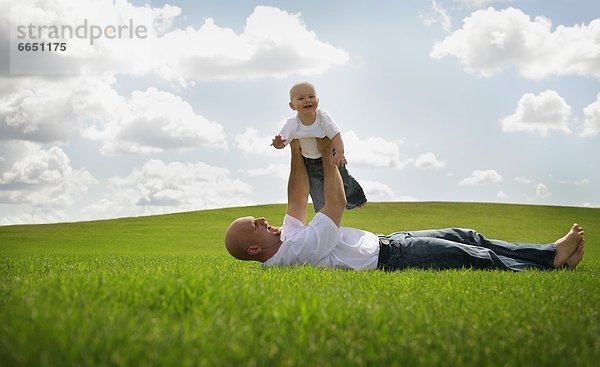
[262,213,380,270]
[278,110,341,159]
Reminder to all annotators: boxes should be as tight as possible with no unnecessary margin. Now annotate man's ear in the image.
[289,101,295,111]
[246,245,262,256]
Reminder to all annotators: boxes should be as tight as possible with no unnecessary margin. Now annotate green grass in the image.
[1,202,599,366]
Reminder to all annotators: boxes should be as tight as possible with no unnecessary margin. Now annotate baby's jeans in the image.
[303,157,367,212]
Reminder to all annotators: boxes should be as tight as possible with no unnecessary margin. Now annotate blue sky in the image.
[1,0,599,224]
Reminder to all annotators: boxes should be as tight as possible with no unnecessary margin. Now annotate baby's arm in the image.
[331,133,347,167]
[272,118,297,150]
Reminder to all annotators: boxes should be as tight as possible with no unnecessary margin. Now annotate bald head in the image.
[289,81,317,100]
[225,216,283,262]
[224,216,254,260]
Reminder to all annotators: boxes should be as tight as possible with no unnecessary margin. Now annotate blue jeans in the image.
[304,157,367,212]
[380,228,556,271]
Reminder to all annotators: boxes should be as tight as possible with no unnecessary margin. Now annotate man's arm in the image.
[286,139,309,225]
[317,137,346,227]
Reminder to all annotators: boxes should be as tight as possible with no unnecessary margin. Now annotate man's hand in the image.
[271,135,287,149]
[333,154,347,167]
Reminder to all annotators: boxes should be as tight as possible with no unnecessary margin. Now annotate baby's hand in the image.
[333,155,347,167]
[271,135,286,149]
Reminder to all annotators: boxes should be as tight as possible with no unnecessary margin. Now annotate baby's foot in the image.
[553,223,584,268]
[565,241,585,269]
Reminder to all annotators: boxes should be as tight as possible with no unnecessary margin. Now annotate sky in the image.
[1,0,599,225]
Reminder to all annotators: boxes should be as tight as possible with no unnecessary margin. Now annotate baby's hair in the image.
[289,81,317,100]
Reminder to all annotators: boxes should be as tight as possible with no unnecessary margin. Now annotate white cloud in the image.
[234,130,415,170]
[93,87,227,155]
[0,77,227,155]
[234,130,412,169]
[414,152,446,169]
[459,169,503,185]
[0,76,120,143]
[422,1,452,33]
[0,83,72,142]
[6,2,348,83]
[453,0,513,8]
[0,209,71,226]
[361,180,396,199]
[0,144,96,208]
[515,177,533,185]
[7,0,180,76]
[87,159,253,219]
[246,164,289,180]
[536,183,551,197]
[360,180,418,202]
[557,179,589,185]
[344,131,412,169]
[581,93,600,137]
[501,90,571,136]
[497,191,508,198]
[431,7,600,80]
[164,6,349,82]
[0,140,34,174]
[234,128,279,156]
[515,176,533,184]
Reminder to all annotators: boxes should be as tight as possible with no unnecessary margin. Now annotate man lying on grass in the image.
[225,138,585,271]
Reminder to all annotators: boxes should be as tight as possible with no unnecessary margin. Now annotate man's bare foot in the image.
[565,241,585,269]
[553,223,584,268]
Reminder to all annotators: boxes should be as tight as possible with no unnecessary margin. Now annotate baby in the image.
[272,82,367,212]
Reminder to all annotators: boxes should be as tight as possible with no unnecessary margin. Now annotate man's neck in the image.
[258,240,283,262]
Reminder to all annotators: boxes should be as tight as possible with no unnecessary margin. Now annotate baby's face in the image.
[289,84,319,113]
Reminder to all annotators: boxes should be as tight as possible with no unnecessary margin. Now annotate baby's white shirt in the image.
[278,110,341,159]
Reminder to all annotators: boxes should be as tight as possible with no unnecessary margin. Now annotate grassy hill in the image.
[1,201,598,256]
[1,202,599,366]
